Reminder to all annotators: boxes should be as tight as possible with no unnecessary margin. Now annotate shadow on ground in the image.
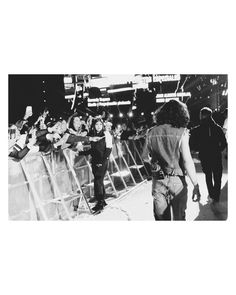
[195,181,228,221]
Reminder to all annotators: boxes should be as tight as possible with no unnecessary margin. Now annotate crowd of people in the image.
[8,101,228,218]
[8,107,147,160]
[8,106,149,213]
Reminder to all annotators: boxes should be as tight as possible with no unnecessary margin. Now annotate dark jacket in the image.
[80,131,112,165]
[190,117,227,161]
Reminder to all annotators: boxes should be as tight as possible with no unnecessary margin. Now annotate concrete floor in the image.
[75,152,228,221]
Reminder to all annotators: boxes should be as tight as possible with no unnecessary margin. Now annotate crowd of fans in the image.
[8,101,228,217]
[8,106,148,161]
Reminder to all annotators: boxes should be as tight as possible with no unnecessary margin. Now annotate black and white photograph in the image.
[2,1,236,295]
[8,74,228,221]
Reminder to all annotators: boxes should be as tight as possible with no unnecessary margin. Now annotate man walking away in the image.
[190,107,227,205]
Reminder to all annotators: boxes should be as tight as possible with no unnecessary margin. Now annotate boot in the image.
[92,201,104,213]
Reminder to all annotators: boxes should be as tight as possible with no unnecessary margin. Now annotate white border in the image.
[1,1,235,295]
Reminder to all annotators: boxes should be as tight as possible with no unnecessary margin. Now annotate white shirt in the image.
[104,131,113,149]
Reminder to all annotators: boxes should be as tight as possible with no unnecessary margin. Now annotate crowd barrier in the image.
[8,138,150,220]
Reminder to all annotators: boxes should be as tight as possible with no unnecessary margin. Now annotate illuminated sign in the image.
[89,75,135,88]
[156,98,180,103]
[88,101,131,107]
[88,97,111,103]
[156,92,191,98]
[64,76,73,84]
[107,87,134,93]
[65,94,75,100]
[153,74,180,82]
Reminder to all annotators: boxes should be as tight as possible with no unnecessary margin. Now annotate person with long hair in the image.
[80,117,112,213]
[68,115,88,136]
[144,99,201,220]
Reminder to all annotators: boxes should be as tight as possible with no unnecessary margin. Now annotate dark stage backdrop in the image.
[8,75,66,124]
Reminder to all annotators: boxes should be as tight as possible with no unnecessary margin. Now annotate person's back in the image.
[147,124,185,176]
[190,107,226,203]
[144,100,200,220]
[190,113,226,161]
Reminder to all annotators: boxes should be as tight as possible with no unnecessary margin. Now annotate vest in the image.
[147,124,185,176]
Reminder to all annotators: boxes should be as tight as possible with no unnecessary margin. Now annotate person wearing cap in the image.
[190,107,227,206]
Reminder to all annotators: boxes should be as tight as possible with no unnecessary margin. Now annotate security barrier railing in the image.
[8,138,150,220]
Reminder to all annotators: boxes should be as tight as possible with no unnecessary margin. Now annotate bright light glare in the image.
[128,112,133,117]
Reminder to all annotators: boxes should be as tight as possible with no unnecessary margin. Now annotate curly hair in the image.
[154,99,190,128]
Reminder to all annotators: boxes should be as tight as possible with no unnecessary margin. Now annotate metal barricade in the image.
[8,150,92,220]
[8,137,149,220]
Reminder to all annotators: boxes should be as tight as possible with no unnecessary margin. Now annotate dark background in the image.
[8,74,228,127]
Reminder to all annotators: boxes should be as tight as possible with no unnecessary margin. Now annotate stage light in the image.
[119,113,123,118]
[128,112,133,117]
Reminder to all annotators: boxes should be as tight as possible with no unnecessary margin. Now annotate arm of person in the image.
[103,131,112,160]
[36,129,48,137]
[66,134,90,144]
[180,130,198,185]
[66,134,102,144]
[189,127,199,151]
[79,148,91,156]
[9,146,30,160]
[8,136,38,160]
[180,130,201,201]
[142,135,152,163]
[53,133,70,148]
[218,127,227,151]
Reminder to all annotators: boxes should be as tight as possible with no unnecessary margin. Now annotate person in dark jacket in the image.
[80,117,112,213]
[190,107,227,204]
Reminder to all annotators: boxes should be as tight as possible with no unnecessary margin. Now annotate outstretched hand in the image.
[90,136,103,142]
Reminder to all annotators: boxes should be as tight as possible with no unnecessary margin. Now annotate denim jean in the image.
[152,175,188,220]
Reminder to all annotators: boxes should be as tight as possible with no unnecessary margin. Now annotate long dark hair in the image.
[154,99,190,128]
[89,117,105,136]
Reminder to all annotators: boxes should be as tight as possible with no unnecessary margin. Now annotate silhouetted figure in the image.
[190,107,227,204]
